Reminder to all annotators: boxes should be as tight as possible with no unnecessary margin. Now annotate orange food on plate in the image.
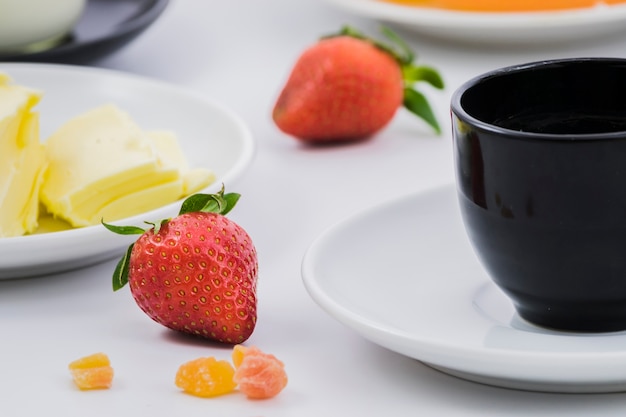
[232,345,288,399]
[380,0,625,11]
[68,352,114,390]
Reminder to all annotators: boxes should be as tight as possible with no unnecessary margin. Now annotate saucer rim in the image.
[301,184,626,392]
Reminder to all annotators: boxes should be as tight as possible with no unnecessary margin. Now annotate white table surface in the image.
[5,0,626,415]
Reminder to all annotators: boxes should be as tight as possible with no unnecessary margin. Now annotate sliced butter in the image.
[40,104,215,227]
[148,130,215,195]
[0,75,47,237]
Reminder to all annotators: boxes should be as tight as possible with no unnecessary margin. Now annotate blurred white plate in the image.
[321,0,626,44]
[0,63,254,279]
[302,185,626,393]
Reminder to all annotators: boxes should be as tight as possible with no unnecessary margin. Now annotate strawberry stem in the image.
[324,25,445,134]
[178,185,240,216]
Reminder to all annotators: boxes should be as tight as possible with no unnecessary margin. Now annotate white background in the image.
[4,0,626,415]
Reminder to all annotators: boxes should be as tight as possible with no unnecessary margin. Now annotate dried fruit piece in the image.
[232,346,288,399]
[175,356,237,397]
[68,352,114,390]
[231,344,248,368]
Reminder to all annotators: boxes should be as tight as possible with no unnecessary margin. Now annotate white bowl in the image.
[0,63,255,279]
[0,0,85,53]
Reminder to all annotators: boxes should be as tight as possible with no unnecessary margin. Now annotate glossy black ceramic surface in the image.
[451,58,626,332]
[0,0,169,64]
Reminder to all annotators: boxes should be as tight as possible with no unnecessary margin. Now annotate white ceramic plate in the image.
[321,0,626,44]
[0,63,254,279]
[302,185,626,393]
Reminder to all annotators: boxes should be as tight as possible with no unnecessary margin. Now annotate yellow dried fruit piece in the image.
[175,356,236,398]
[232,344,248,368]
[68,352,114,390]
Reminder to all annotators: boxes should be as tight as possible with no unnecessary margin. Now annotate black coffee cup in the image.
[451,57,626,332]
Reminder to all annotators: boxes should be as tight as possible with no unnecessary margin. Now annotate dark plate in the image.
[0,0,169,64]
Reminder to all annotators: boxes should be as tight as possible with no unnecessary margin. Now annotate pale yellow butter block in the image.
[182,168,216,195]
[0,73,10,84]
[98,179,184,221]
[149,130,191,171]
[41,104,177,226]
[0,75,47,237]
[41,104,214,227]
[148,130,215,195]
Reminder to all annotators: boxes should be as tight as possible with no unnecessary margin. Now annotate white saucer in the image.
[302,185,626,393]
[320,0,626,45]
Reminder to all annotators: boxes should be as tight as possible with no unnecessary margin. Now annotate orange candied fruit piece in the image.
[232,344,248,368]
[68,352,114,390]
[232,345,288,399]
[175,356,237,398]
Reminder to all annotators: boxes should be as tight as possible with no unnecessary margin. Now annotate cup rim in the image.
[450,57,626,141]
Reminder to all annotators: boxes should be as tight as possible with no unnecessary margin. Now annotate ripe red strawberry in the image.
[103,187,258,344]
[272,26,444,144]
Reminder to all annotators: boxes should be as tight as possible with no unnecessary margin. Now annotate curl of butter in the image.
[0,74,47,237]
[40,104,215,227]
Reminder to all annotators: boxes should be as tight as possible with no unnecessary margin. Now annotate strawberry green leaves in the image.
[327,25,414,65]
[111,244,134,292]
[403,88,441,135]
[402,65,444,134]
[403,65,445,91]
[102,185,240,291]
[178,190,240,216]
[327,25,445,134]
[100,222,143,291]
